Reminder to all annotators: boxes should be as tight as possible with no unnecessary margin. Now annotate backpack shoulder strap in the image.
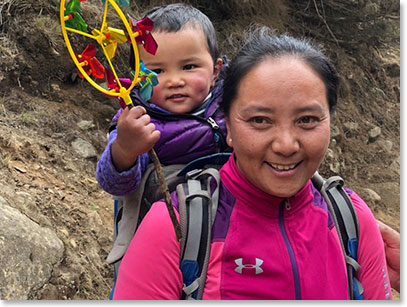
[106,163,157,265]
[311,172,364,300]
[177,168,221,300]
[107,162,186,265]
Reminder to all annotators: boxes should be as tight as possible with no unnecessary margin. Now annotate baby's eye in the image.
[183,64,197,70]
[152,68,163,74]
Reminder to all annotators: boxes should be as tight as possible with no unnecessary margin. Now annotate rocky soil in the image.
[0,0,400,300]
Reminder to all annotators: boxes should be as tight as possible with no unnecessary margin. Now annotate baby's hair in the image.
[130,3,219,69]
[221,26,339,117]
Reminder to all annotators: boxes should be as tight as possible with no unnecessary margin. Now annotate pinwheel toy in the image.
[60,0,181,241]
[60,0,141,106]
[129,16,158,55]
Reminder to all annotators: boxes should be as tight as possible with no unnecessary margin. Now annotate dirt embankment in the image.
[0,0,399,300]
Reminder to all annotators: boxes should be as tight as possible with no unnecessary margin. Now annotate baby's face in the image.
[139,27,219,114]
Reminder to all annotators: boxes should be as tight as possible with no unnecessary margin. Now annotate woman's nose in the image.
[271,129,300,157]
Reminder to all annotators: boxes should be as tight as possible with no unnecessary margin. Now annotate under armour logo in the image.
[234,258,264,274]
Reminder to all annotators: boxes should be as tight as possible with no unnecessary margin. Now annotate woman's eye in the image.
[249,117,270,127]
[252,117,265,124]
[298,116,319,127]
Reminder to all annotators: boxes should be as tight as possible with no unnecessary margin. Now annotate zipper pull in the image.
[207,117,220,130]
[285,199,291,210]
[207,116,224,152]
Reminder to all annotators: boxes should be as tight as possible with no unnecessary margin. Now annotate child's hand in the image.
[112,106,161,172]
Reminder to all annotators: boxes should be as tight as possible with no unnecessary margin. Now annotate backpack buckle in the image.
[186,168,202,179]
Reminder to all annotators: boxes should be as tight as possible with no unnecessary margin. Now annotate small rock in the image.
[361,188,382,205]
[71,138,97,159]
[377,139,393,152]
[343,122,359,131]
[77,120,95,131]
[368,126,381,141]
[8,160,27,173]
[329,162,341,174]
[325,148,335,160]
[51,83,61,92]
[70,239,77,249]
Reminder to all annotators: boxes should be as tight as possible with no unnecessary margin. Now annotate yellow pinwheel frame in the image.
[60,0,140,106]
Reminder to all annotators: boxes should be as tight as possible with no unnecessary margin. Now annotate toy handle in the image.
[124,100,181,240]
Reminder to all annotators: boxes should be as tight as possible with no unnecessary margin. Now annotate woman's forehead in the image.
[240,56,323,88]
[232,56,329,112]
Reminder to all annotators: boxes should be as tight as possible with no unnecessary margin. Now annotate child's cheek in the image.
[190,75,212,95]
[149,83,164,105]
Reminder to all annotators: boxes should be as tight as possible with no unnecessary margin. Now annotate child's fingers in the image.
[150,128,161,142]
[137,114,152,126]
[146,123,160,138]
[128,105,147,119]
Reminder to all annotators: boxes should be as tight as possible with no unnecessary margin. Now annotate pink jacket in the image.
[113,156,392,300]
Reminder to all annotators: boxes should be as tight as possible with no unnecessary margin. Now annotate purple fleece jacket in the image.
[96,75,228,196]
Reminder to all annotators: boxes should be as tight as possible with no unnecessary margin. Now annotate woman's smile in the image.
[265,160,303,178]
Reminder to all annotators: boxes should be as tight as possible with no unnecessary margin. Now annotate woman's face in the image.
[226,56,331,198]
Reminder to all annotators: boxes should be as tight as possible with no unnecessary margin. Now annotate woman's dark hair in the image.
[129,3,219,69]
[221,26,339,116]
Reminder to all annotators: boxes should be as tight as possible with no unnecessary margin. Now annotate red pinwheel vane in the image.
[76,44,105,79]
[129,16,158,55]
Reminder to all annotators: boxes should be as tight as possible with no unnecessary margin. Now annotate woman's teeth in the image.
[270,163,297,171]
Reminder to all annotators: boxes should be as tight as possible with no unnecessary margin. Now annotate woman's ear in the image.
[225,117,233,148]
[211,58,223,87]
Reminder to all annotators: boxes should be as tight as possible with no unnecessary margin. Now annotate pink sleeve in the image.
[113,201,182,300]
[351,192,392,300]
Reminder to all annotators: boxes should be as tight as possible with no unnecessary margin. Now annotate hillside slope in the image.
[0,0,399,300]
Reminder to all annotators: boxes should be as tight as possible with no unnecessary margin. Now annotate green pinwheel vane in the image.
[60,0,181,241]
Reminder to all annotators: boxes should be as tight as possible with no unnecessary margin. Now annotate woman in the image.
[112,26,392,300]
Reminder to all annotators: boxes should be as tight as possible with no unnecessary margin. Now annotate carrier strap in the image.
[178,168,221,300]
[106,163,157,264]
[312,172,364,300]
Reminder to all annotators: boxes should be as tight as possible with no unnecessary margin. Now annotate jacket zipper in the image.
[143,104,226,152]
[147,106,222,134]
[278,199,301,299]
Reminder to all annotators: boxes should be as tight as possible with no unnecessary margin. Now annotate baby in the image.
[96,3,228,195]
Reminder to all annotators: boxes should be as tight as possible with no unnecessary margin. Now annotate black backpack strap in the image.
[177,168,220,300]
[312,172,364,300]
